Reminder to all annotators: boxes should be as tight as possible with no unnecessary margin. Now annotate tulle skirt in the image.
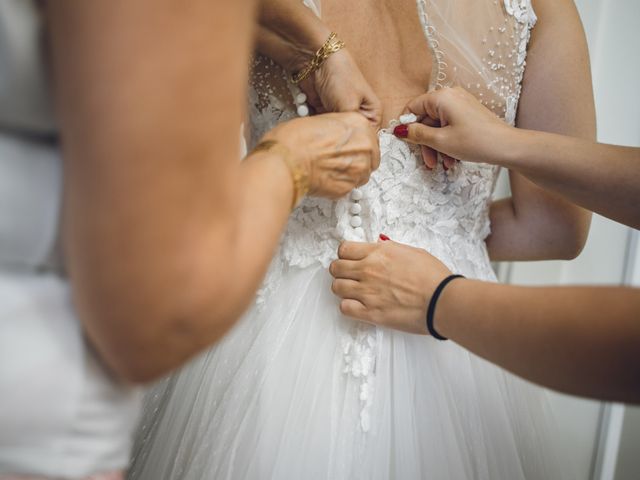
[129,259,571,480]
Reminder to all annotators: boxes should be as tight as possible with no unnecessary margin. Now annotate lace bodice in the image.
[249,0,536,281]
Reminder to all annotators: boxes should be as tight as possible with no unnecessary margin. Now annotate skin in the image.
[46,0,379,383]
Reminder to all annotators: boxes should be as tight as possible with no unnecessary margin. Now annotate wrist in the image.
[431,277,470,340]
[252,137,309,209]
[500,126,533,170]
[259,5,331,73]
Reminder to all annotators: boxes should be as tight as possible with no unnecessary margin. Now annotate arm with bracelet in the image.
[256,0,381,125]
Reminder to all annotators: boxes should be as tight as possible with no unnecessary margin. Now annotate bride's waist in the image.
[279,215,491,269]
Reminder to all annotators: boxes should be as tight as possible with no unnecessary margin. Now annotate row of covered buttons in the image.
[349,188,365,237]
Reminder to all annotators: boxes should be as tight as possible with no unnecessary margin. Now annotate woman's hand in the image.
[395,87,515,167]
[256,0,381,126]
[299,49,381,127]
[262,112,380,200]
[329,237,452,335]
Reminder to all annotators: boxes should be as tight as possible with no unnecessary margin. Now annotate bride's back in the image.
[322,0,433,124]
[319,0,537,127]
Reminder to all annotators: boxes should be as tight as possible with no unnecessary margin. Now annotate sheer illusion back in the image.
[128,2,573,480]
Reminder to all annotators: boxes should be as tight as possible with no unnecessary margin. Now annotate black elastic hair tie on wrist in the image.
[426,274,465,341]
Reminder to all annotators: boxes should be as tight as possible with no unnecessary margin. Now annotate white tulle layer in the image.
[129,261,571,480]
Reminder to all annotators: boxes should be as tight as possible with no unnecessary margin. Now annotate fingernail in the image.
[393,124,408,138]
[379,234,390,241]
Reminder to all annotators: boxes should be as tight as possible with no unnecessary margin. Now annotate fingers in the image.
[401,122,442,150]
[442,155,457,170]
[403,90,441,121]
[329,259,361,280]
[338,241,376,260]
[339,298,369,321]
[367,125,381,171]
[331,278,362,299]
[421,145,438,170]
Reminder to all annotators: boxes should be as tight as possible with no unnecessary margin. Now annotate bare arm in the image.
[330,239,640,403]
[439,278,640,403]
[506,132,640,229]
[256,0,381,124]
[48,1,378,382]
[487,0,594,261]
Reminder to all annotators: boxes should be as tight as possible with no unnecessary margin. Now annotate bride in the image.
[129,0,594,478]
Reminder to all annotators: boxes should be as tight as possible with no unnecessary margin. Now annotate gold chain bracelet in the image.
[252,139,309,210]
[290,32,346,84]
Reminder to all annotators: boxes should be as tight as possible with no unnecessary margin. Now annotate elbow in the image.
[80,281,246,385]
[555,210,592,260]
[92,307,237,385]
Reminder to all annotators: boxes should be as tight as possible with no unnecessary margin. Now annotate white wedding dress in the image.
[129,1,573,479]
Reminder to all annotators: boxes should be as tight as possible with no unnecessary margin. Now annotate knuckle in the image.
[339,300,351,316]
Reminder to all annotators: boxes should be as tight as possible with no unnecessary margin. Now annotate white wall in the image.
[499,0,640,478]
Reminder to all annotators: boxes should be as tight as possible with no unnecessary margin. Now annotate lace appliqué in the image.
[342,324,380,432]
[416,0,448,90]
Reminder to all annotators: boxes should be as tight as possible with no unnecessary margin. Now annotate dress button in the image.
[350,215,362,228]
[398,113,418,125]
[296,104,309,117]
[353,227,365,237]
[351,189,363,201]
[349,203,362,215]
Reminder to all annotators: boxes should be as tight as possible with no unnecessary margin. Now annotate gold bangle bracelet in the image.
[290,32,346,84]
[252,139,309,210]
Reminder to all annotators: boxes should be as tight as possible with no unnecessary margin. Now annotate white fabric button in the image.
[295,93,307,104]
[399,113,418,124]
[351,189,363,201]
[353,227,365,237]
[350,215,362,228]
[349,203,362,215]
[297,104,309,117]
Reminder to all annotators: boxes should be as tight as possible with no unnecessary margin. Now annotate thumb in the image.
[393,122,441,149]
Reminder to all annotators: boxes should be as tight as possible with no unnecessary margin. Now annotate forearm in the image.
[438,280,640,403]
[257,0,329,71]
[505,130,640,229]
[230,150,294,310]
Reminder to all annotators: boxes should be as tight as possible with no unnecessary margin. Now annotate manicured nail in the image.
[393,124,408,138]
[379,234,390,241]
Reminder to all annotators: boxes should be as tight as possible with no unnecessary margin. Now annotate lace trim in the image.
[342,324,381,432]
[503,0,536,125]
[416,0,448,90]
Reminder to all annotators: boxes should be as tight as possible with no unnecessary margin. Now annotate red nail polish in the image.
[379,234,390,241]
[393,124,408,138]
